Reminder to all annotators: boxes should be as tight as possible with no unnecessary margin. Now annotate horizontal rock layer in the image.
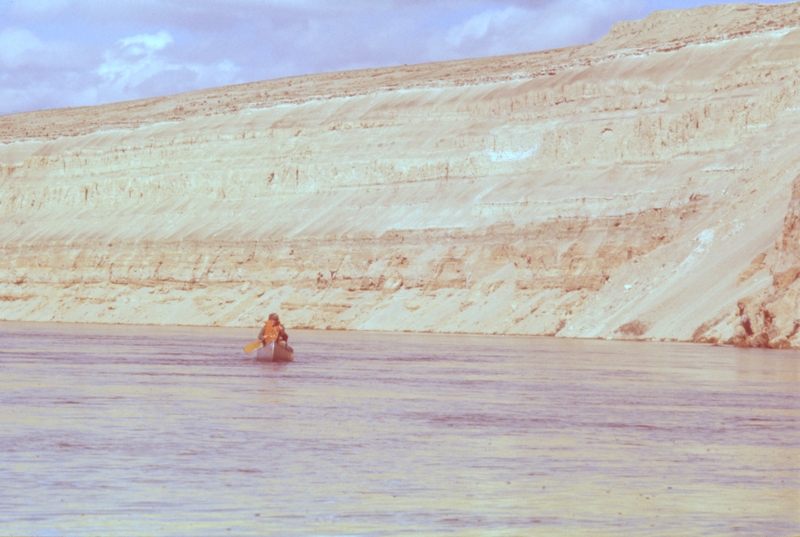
[1,2,799,348]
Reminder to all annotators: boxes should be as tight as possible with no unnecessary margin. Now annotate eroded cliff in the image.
[1,3,799,348]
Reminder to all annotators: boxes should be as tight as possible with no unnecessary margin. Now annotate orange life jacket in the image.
[261,321,280,344]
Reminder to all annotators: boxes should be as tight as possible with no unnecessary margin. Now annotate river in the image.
[1,321,797,536]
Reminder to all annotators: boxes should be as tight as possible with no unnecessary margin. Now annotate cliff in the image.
[1,2,799,348]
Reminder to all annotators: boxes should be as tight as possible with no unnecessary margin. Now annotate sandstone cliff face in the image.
[1,3,799,348]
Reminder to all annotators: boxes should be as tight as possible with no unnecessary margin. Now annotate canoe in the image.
[256,341,294,362]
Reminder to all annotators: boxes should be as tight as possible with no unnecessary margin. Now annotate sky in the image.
[0,0,796,116]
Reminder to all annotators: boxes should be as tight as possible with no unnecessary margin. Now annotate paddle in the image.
[243,340,262,354]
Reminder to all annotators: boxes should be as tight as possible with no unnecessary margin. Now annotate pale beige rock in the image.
[1,3,799,349]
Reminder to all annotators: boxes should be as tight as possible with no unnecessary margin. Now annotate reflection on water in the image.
[1,322,798,536]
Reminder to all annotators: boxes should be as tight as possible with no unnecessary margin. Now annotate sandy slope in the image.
[1,2,799,348]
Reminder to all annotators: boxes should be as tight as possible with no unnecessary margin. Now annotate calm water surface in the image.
[1,322,798,536]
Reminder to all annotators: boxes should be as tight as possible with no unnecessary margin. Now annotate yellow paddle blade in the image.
[243,340,262,354]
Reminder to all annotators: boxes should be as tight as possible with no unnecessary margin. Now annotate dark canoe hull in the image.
[256,341,294,362]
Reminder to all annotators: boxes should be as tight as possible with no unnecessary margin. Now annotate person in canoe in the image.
[259,313,292,352]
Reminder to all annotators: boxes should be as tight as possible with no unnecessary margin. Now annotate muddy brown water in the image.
[1,322,798,536]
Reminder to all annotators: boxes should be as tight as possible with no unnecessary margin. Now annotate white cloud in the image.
[97,30,174,89]
[95,30,241,103]
[0,28,44,69]
[445,6,521,48]
[119,31,174,55]
[434,0,640,60]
